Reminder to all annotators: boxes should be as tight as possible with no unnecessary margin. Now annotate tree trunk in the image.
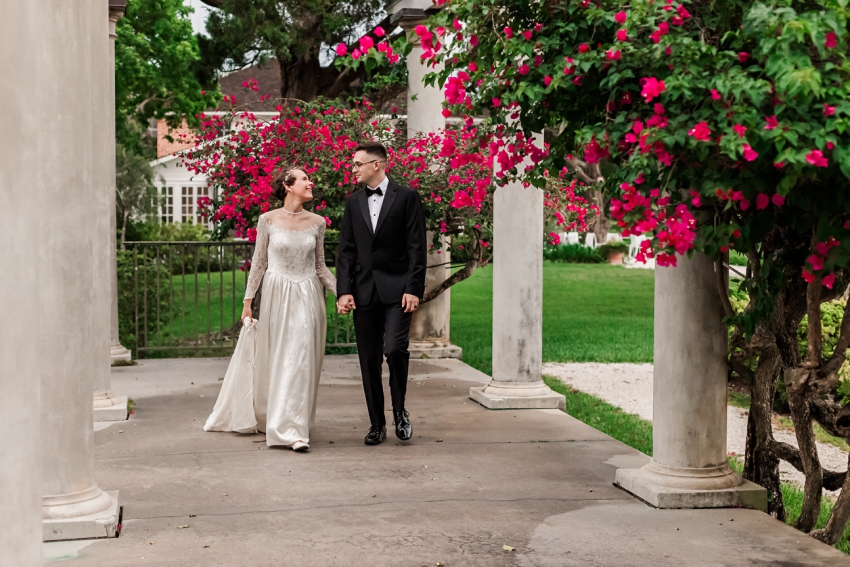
[588,188,609,244]
[744,345,785,519]
[786,369,823,532]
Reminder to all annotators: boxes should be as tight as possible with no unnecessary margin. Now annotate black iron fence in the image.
[124,240,355,358]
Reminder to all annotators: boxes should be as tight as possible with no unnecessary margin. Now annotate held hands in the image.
[402,294,420,314]
[337,294,356,315]
[241,301,253,324]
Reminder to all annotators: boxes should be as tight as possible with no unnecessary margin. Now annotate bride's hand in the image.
[241,301,253,324]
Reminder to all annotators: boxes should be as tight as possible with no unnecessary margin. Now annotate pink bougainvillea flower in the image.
[534,22,543,32]
[688,121,711,141]
[578,43,590,53]
[491,97,501,107]
[503,26,514,38]
[711,89,721,100]
[359,36,374,51]
[452,18,462,30]
[733,124,747,138]
[625,133,638,143]
[377,42,388,52]
[765,115,778,130]
[522,30,533,41]
[470,35,479,46]
[743,144,759,161]
[808,254,825,271]
[806,149,828,167]
[774,161,785,169]
[335,43,347,56]
[824,103,836,116]
[614,11,627,23]
[606,49,621,60]
[828,141,835,150]
[441,109,452,118]
[677,4,691,18]
[544,75,552,86]
[654,103,665,115]
[374,26,385,37]
[563,64,575,75]
[640,77,666,102]
[824,273,836,289]
[583,138,611,164]
[756,193,769,210]
[534,55,543,67]
[518,64,530,75]
[352,48,362,60]
[468,62,477,72]
[826,31,837,49]
[572,75,583,86]
[802,269,815,283]
[738,52,749,63]
[616,29,629,41]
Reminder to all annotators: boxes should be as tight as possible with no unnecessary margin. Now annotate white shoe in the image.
[291,441,309,452]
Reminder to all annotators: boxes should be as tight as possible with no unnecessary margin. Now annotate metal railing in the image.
[125,240,355,358]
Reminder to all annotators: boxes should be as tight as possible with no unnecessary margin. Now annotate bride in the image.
[206,167,336,451]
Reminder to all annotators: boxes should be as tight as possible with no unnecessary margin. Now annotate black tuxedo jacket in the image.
[336,178,427,305]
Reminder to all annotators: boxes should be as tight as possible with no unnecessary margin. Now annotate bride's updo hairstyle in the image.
[271,167,299,202]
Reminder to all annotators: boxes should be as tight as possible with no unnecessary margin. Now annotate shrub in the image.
[544,243,604,264]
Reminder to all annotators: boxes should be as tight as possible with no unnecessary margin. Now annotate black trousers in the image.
[352,292,413,428]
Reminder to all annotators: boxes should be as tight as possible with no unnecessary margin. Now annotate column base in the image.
[93,395,128,422]
[43,490,120,542]
[409,339,462,360]
[470,380,565,411]
[110,344,131,363]
[615,463,767,511]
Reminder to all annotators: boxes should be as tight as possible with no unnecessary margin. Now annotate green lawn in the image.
[450,263,655,374]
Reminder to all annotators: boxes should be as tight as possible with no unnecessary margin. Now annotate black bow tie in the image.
[366,186,384,197]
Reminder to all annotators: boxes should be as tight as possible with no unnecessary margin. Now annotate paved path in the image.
[45,357,848,566]
[542,362,849,491]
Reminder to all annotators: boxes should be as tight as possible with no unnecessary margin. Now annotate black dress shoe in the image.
[364,425,386,445]
[393,410,412,441]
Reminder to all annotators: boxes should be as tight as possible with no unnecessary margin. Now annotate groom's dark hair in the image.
[354,141,388,162]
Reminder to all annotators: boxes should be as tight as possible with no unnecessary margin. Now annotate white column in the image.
[470,134,563,409]
[109,2,132,364]
[397,14,461,359]
[615,253,766,509]
[94,1,130,421]
[40,0,120,541]
[0,2,43,564]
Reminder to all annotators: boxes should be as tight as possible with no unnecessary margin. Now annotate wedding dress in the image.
[204,214,336,446]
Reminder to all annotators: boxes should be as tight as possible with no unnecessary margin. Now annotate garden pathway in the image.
[44,356,848,566]
[543,362,849,492]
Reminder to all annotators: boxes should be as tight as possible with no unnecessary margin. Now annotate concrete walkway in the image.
[45,356,849,566]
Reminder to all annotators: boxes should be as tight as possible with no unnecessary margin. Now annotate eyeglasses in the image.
[351,159,382,170]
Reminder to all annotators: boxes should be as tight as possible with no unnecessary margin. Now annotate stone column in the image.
[470,134,563,409]
[109,1,132,365]
[393,8,461,359]
[93,0,130,421]
[615,253,766,509]
[0,2,43,564]
[40,0,120,541]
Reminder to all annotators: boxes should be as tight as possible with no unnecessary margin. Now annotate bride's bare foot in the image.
[291,441,309,452]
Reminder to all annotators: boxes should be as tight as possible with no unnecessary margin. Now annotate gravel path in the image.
[543,361,848,491]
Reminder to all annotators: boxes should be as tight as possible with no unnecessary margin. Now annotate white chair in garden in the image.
[606,233,623,244]
[629,234,648,259]
[584,232,597,248]
[566,232,580,245]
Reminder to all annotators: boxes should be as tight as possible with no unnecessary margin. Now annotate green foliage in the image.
[115,0,219,156]
[124,220,210,243]
[200,0,385,100]
[115,144,159,246]
[543,243,604,264]
[597,241,629,259]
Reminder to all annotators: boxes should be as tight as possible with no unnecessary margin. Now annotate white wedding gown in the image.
[205,214,336,446]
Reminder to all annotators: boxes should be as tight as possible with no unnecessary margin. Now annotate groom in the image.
[336,141,427,445]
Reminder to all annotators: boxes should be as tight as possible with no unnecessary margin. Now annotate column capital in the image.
[108,0,126,32]
[390,7,441,32]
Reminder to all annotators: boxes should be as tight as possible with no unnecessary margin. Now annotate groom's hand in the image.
[402,294,420,314]
[337,294,356,314]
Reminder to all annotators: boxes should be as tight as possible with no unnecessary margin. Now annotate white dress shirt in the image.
[367,176,389,232]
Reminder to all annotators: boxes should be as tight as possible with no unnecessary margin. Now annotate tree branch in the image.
[770,439,846,491]
[715,258,735,319]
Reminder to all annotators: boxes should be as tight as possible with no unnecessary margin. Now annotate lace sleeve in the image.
[244,215,269,300]
[315,222,337,297]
